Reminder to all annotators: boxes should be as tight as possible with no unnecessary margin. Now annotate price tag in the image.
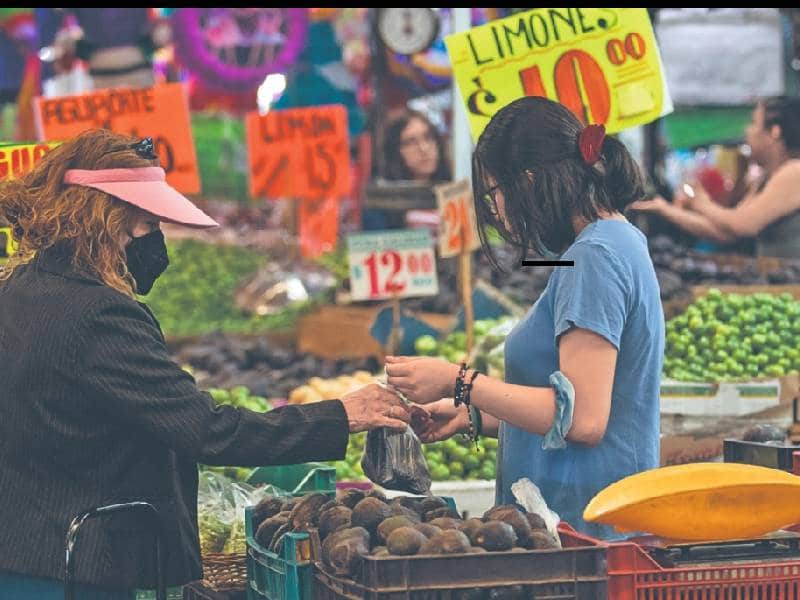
[446,8,673,140]
[347,229,438,301]
[435,179,481,258]
[35,83,200,193]
[246,104,350,200]
[0,142,60,181]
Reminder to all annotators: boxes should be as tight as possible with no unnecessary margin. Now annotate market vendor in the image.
[387,97,664,540]
[631,97,800,259]
[363,109,452,230]
[0,129,410,599]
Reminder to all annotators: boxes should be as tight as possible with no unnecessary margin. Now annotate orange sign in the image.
[34,83,200,194]
[299,196,339,259]
[0,142,60,181]
[246,105,350,200]
[435,179,481,259]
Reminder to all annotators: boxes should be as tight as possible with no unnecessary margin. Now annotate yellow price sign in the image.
[0,142,60,181]
[445,8,673,141]
[0,226,16,258]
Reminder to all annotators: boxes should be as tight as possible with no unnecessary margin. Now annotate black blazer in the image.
[0,248,349,590]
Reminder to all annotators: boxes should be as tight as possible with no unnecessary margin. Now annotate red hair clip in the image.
[578,123,606,166]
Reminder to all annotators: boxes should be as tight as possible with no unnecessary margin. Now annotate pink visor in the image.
[63,167,218,229]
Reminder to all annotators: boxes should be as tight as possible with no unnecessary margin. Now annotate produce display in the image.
[649,235,800,299]
[174,334,378,398]
[664,289,800,382]
[249,490,560,577]
[289,371,376,405]
[146,239,310,338]
[332,431,498,483]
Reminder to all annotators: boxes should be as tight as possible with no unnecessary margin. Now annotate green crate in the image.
[247,463,336,497]
[245,507,314,600]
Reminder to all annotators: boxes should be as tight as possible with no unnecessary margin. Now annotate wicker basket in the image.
[201,552,247,592]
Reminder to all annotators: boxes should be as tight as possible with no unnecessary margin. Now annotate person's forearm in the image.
[469,375,556,436]
[691,200,748,238]
[480,411,500,438]
[659,203,735,242]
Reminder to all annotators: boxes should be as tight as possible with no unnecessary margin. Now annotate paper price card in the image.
[0,142,60,181]
[347,229,438,302]
[35,83,200,193]
[247,104,350,201]
[435,179,481,258]
[446,8,673,140]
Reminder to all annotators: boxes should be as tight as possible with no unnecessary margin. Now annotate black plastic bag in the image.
[361,427,432,495]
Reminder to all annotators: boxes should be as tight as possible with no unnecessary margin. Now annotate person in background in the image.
[631,97,800,258]
[0,129,409,599]
[363,109,452,230]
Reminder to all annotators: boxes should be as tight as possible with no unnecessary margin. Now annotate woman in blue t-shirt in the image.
[386,97,665,539]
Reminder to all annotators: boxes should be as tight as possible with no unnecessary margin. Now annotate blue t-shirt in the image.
[496,219,664,540]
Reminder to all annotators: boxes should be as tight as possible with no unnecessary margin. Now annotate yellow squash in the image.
[584,463,800,541]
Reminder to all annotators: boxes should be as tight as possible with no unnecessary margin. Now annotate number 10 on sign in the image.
[347,230,439,301]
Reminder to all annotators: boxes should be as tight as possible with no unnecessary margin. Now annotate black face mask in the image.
[126,229,169,295]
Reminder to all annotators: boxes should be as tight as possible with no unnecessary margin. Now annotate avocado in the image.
[290,493,330,530]
[377,516,417,545]
[351,497,392,539]
[319,499,343,515]
[420,529,471,555]
[459,518,485,545]
[252,496,285,529]
[528,529,560,550]
[367,489,387,502]
[526,512,547,531]
[391,496,423,515]
[255,514,288,548]
[338,489,366,510]
[474,521,517,552]
[483,506,532,548]
[318,506,353,541]
[420,497,449,514]
[428,517,463,531]
[387,526,428,556]
[391,503,422,523]
[424,507,461,521]
[269,521,293,553]
[321,527,370,576]
[414,523,441,539]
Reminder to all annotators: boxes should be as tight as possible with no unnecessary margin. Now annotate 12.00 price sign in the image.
[347,230,438,301]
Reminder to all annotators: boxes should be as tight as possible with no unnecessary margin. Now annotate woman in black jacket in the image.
[0,129,409,599]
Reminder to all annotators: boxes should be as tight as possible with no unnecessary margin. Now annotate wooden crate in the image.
[297,304,453,361]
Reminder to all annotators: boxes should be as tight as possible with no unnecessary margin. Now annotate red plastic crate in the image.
[607,540,800,600]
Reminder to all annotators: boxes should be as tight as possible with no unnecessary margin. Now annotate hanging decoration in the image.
[170,8,308,93]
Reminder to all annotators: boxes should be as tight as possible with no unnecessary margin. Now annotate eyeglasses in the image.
[400,131,437,150]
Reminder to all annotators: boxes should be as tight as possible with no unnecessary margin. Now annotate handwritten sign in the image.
[246,105,350,200]
[34,83,200,194]
[0,142,60,181]
[299,196,339,259]
[0,226,15,257]
[446,8,672,140]
[435,179,481,259]
[347,230,438,301]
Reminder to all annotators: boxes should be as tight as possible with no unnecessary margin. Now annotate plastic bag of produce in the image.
[361,426,432,495]
[198,471,283,555]
[511,478,562,548]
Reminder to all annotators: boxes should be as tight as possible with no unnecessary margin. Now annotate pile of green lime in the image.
[414,318,511,363]
[664,289,800,382]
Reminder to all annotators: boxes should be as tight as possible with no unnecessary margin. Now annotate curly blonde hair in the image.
[0,129,158,297]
